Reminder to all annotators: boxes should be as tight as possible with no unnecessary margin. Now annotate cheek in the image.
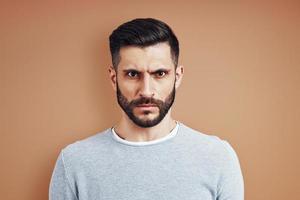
[158,82,175,99]
[118,82,138,99]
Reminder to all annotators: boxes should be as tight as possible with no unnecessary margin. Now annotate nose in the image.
[139,74,154,98]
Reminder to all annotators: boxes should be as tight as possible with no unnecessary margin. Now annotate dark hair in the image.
[109,18,179,69]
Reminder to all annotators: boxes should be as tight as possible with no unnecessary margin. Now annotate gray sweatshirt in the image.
[49,122,244,200]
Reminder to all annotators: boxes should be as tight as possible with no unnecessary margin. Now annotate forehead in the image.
[118,42,174,71]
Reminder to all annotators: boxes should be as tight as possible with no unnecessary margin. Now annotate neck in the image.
[113,111,177,142]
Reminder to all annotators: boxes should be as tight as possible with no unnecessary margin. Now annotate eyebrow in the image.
[122,68,171,74]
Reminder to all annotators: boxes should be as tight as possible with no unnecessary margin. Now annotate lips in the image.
[136,104,156,107]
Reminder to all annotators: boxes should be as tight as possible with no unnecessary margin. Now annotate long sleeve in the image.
[49,151,78,200]
[217,140,244,200]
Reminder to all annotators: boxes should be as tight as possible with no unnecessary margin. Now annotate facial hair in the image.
[116,82,176,128]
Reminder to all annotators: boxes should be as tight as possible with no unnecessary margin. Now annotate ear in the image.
[108,66,117,91]
[175,65,184,89]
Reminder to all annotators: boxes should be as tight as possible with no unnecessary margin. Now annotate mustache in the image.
[130,97,162,106]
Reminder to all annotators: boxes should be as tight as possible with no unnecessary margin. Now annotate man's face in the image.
[113,42,178,128]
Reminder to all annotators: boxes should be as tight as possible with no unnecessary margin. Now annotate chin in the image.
[136,112,158,120]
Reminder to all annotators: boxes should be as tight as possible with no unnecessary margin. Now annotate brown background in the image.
[1,1,299,199]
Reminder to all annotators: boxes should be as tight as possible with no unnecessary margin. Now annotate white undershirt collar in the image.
[111,121,179,146]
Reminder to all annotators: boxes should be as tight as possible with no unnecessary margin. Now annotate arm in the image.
[217,140,244,200]
[49,151,78,200]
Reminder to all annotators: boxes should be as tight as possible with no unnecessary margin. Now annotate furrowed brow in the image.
[150,68,171,74]
[122,69,140,73]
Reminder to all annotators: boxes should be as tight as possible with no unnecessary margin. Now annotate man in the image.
[49,18,244,200]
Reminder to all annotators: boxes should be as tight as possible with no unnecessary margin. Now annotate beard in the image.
[116,82,176,128]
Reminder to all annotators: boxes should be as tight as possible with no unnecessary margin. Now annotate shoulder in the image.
[177,122,224,146]
[60,128,113,165]
[178,122,242,175]
[177,122,238,158]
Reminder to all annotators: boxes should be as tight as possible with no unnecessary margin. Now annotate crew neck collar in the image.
[111,121,180,146]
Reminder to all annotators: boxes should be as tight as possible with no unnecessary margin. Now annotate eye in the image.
[155,70,167,78]
[127,70,139,78]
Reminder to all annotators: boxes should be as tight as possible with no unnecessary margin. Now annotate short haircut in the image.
[109,18,179,69]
